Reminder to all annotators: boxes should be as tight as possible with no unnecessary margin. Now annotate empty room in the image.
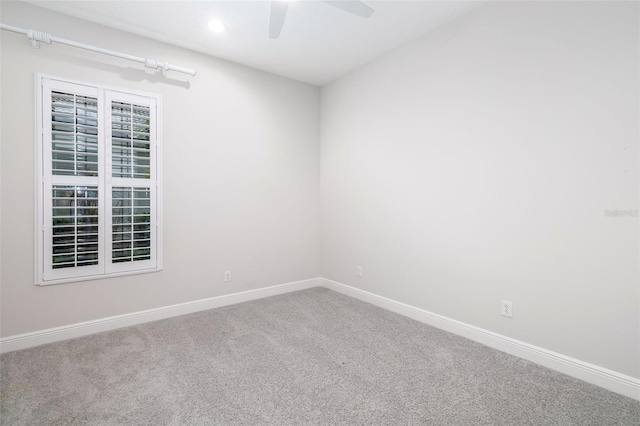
[1,0,638,424]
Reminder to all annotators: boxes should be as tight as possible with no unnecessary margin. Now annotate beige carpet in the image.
[1,287,638,425]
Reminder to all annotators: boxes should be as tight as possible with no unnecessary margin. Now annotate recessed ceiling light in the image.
[208,19,227,34]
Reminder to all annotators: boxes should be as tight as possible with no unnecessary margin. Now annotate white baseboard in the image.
[2,276,638,401]
[0,278,320,354]
[320,278,640,401]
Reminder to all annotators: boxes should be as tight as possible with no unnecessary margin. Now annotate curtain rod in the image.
[0,23,197,76]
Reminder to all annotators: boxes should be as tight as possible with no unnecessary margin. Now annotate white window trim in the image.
[35,74,163,286]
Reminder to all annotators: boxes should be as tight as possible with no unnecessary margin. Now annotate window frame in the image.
[35,74,163,286]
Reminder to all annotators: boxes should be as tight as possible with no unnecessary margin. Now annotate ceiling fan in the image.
[269,1,375,39]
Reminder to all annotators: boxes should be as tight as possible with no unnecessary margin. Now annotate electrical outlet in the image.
[501,300,513,318]
[224,270,232,282]
[356,266,363,277]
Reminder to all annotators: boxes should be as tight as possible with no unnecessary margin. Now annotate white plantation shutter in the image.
[37,76,162,285]
[111,187,152,265]
[110,100,152,179]
[50,91,100,177]
[51,186,99,267]
[106,91,157,274]
[42,80,104,282]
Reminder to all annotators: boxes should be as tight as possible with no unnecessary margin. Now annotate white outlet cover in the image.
[501,300,513,318]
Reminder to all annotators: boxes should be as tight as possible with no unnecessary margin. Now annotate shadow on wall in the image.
[35,46,192,89]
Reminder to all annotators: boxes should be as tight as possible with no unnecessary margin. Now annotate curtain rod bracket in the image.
[27,29,52,48]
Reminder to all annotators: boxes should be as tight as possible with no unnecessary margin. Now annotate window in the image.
[36,75,162,285]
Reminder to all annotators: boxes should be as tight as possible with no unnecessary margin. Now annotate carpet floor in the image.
[1,287,639,425]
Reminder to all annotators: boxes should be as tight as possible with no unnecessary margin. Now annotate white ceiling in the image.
[24,1,483,86]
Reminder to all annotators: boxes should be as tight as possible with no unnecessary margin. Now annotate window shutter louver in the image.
[111,101,151,179]
[51,185,100,269]
[50,91,99,177]
[111,187,152,263]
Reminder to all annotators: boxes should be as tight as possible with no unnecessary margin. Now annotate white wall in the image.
[2,0,638,383]
[321,1,639,378]
[0,1,320,336]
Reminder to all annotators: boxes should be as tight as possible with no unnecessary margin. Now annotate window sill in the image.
[36,266,163,286]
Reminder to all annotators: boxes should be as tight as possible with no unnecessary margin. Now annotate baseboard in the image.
[320,278,640,401]
[3,276,638,401]
[0,277,321,354]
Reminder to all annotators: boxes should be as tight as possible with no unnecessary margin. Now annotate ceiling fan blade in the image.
[269,1,289,39]
[322,1,374,18]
